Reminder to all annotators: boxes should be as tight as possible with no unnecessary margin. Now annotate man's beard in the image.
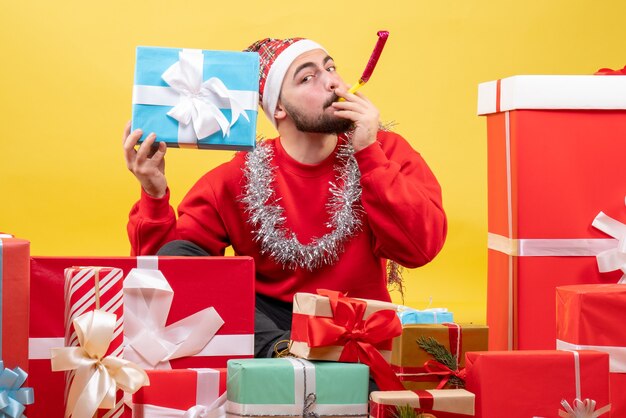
[282,94,353,134]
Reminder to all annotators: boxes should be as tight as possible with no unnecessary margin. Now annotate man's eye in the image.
[326,66,336,72]
[302,75,313,83]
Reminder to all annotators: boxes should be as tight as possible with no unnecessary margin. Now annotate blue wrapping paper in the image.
[132,46,259,150]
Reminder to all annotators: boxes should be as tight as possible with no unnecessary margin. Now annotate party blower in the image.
[339,30,389,100]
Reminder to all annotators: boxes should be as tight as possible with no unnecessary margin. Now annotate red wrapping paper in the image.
[0,237,29,371]
[465,350,610,418]
[26,256,254,418]
[484,107,626,350]
[556,284,626,417]
[133,368,226,415]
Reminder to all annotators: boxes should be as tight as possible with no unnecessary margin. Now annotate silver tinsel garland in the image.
[240,135,363,270]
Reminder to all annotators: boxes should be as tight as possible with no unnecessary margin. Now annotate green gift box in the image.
[226,358,369,418]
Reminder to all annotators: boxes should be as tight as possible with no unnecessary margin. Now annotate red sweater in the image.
[128,130,447,303]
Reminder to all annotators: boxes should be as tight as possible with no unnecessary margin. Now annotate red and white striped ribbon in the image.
[63,266,125,417]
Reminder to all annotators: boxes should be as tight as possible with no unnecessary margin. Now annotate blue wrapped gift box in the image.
[397,307,454,325]
[132,46,259,150]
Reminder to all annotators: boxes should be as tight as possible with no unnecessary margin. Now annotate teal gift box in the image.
[397,306,453,324]
[226,358,369,418]
[131,46,259,150]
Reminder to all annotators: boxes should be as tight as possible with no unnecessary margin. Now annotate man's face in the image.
[278,49,352,134]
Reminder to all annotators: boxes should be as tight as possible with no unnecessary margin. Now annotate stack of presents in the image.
[2,47,626,418]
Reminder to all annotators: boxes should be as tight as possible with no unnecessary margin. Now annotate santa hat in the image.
[246,37,326,126]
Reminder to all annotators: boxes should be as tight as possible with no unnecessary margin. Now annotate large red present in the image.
[0,236,29,372]
[556,284,626,417]
[27,256,254,418]
[133,368,226,417]
[465,350,610,418]
[290,290,404,391]
[478,75,626,350]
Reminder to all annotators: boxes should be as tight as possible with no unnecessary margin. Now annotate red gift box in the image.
[0,237,29,371]
[465,350,610,418]
[27,256,254,418]
[133,368,226,417]
[556,284,626,417]
[478,75,626,350]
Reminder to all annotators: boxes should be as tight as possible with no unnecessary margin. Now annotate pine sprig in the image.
[393,404,433,418]
[416,336,465,388]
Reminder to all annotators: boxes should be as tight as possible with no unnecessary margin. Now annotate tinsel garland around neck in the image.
[240,134,363,271]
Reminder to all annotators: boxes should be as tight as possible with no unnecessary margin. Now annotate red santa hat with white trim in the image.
[246,37,326,127]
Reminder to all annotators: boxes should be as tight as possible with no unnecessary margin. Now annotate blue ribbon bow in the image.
[0,361,34,417]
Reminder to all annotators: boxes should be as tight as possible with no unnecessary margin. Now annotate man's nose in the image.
[324,72,342,91]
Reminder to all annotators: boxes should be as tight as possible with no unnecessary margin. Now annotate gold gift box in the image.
[391,324,488,390]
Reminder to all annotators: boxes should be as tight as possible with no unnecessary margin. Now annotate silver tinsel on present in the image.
[240,135,363,271]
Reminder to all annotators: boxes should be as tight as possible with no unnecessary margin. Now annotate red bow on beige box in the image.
[290,289,404,391]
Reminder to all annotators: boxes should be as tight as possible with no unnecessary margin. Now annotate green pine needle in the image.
[416,336,465,388]
[393,404,430,418]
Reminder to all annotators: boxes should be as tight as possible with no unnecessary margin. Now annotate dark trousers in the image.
[157,240,379,392]
[156,240,291,358]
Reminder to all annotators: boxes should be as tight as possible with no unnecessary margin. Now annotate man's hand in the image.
[122,121,168,198]
[331,88,379,152]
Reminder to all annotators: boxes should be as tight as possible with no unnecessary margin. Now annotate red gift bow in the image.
[595,66,626,75]
[423,359,467,389]
[303,289,404,391]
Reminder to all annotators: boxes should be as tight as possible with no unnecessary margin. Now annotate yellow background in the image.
[2,1,624,324]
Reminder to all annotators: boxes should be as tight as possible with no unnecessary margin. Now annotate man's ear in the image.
[274,100,287,122]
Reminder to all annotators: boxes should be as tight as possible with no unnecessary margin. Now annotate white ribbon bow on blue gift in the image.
[162,49,250,139]
[396,306,452,324]
[592,197,626,283]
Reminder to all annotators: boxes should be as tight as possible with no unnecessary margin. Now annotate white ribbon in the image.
[559,399,611,418]
[487,233,617,257]
[556,340,626,373]
[138,393,226,418]
[123,267,225,369]
[555,350,611,418]
[592,205,626,284]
